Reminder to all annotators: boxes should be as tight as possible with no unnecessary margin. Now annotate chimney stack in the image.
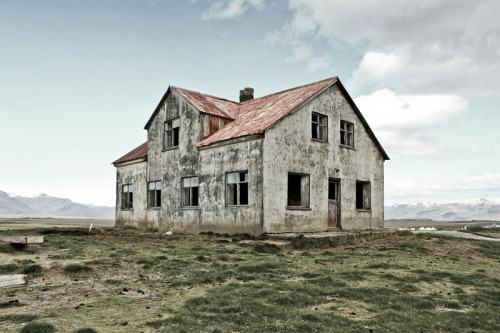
[239,87,254,102]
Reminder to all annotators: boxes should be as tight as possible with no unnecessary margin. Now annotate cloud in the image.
[202,0,264,21]
[283,0,500,96]
[285,44,330,73]
[355,89,469,157]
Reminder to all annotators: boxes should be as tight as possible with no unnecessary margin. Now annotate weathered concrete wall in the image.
[117,90,264,234]
[115,161,150,228]
[262,84,385,232]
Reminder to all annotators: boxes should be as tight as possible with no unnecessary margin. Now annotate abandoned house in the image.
[113,77,389,234]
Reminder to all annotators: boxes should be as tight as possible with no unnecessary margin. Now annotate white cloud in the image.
[355,89,468,157]
[202,0,264,21]
[283,0,500,96]
[285,44,330,73]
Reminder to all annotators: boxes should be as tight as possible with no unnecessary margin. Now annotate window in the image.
[356,181,371,210]
[227,171,249,206]
[287,173,310,208]
[312,112,328,142]
[182,176,199,208]
[121,184,133,209]
[164,118,180,149]
[340,120,354,148]
[148,181,162,208]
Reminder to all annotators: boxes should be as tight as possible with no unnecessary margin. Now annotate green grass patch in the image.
[21,264,43,277]
[19,322,55,333]
[63,264,93,277]
[0,314,38,323]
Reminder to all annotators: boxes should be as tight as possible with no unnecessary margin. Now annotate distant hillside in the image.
[385,199,500,221]
[0,191,114,218]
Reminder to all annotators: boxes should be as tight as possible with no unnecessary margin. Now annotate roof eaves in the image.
[144,87,172,130]
[335,80,390,160]
[263,77,338,133]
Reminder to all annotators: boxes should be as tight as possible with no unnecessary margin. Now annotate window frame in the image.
[121,184,133,210]
[147,180,162,209]
[311,112,328,142]
[182,176,199,208]
[356,181,371,211]
[226,171,249,207]
[286,172,311,210]
[164,118,180,150]
[340,120,354,148]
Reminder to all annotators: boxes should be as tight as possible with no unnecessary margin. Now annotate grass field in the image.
[1,226,499,332]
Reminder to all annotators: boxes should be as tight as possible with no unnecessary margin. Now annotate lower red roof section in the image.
[113,142,147,165]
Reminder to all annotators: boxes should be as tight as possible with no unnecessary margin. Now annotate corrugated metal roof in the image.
[113,142,147,165]
[197,77,338,147]
[171,86,239,120]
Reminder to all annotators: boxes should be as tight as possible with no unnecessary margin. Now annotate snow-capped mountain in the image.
[385,199,500,221]
[0,191,114,218]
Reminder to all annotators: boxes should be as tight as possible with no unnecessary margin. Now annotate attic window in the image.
[164,118,179,149]
[312,112,328,142]
[356,181,371,210]
[121,184,133,209]
[227,171,249,206]
[287,173,310,208]
[340,120,354,148]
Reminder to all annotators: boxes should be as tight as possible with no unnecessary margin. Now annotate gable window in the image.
[121,184,133,209]
[148,181,162,208]
[340,120,354,148]
[356,181,371,210]
[287,173,310,208]
[182,176,199,208]
[164,118,180,149]
[227,171,249,206]
[312,112,328,142]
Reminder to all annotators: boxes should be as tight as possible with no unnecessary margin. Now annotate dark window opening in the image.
[340,120,354,148]
[287,173,310,208]
[226,171,249,206]
[148,181,161,208]
[182,176,199,207]
[164,118,180,149]
[328,181,337,200]
[121,184,133,209]
[356,181,371,210]
[312,112,328,142]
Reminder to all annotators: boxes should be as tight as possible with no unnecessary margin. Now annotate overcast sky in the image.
[1,0,499,206]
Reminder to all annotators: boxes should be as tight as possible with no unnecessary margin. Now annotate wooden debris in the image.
[0,274,27,288]
[0,236,44,244]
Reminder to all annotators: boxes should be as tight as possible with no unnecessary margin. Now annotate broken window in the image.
[340,120,354,148]
[328,180,337,200]
[287,173,310,208]
[182,176,199,207]
[226,171,249,206]
[312,112,328,142]
[148,181,162,208]
[356,181,371,210]
[121,184,133,209]
[164,118,180,149]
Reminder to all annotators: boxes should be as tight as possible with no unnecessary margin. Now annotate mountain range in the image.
[0,191,114,218]
[385,199,500,221]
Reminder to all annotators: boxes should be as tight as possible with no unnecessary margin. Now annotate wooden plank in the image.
[0,236,44,244]
[0,274,27,288]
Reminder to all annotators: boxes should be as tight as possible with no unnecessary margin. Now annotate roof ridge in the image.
[170,85,240,105]
[241,76,338,104]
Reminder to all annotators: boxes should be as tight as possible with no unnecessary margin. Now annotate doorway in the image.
[328,179,341,228]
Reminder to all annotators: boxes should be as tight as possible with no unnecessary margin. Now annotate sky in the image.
[1,0,499,206]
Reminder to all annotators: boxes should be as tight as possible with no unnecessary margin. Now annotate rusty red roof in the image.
[171,86,239,120]
[197,77,338,147]
[113,142,147,165]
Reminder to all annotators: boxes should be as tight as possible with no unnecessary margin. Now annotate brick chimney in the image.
[239,87,254,102]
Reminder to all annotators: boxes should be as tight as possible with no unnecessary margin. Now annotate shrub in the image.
[73,328,98,333]
[252,243,281,254]
[63,264,93,276]
[19,322,55,333]
[22,264,43,277]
